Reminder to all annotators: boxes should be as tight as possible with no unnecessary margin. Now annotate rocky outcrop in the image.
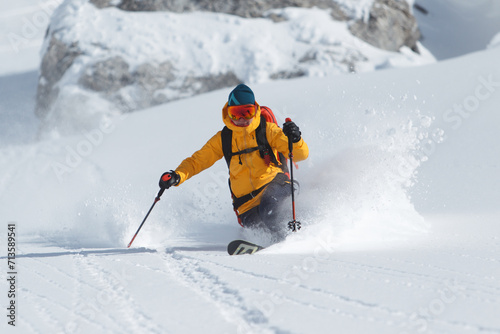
[91,0,420,51]
[107,0,419,52]
[91,0,351,20]
[36,0,424,135]
[36,36,82,119]
[349,0,421,52]
[36,41,241,119]
[79,56,133,93]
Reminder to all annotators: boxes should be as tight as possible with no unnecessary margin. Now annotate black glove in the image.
[283,121,302,143]
[159,171,180,189]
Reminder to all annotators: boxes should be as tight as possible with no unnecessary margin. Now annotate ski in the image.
[227,239,264,255]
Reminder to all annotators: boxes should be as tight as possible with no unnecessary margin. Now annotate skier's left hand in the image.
[283,121,302,143]
[159,171,180,189]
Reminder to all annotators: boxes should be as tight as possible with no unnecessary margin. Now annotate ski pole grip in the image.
[157,173,172,198]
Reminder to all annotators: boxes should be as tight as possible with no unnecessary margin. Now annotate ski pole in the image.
[285,118,301,232]
[127,175,170,248]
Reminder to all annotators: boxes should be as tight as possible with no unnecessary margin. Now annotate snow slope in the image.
[1,44,500,334]
[1,1,500,334]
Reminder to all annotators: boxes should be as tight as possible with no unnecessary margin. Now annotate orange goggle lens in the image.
[228,104,256,120]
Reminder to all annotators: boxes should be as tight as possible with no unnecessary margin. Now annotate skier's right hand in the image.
[283,121,302,143]
[159,171,180,189]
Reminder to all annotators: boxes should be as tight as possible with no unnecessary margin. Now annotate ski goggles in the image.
[228,104,257,121]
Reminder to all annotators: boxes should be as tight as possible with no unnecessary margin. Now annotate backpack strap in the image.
[255,116,289,174]
[222,126,262,167]
[221,126,233,168]
[221,116,287,171]
[221,116,290,212]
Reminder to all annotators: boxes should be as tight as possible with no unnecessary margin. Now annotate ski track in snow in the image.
[158,249,279,334]
[200,253,497,334]
[2,235,500,334]
[2,1,500,332]
[9,248,165,333]
[73,254,165,333]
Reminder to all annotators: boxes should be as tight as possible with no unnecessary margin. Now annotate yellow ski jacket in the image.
[175,102,309,214]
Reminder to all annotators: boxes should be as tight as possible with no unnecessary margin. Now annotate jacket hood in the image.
[222,101,262,133]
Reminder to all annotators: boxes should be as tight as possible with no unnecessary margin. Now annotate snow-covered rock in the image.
[36,0,431,136]
[92,0,352,18]
[488,31,500,49]
[349,0,420,52]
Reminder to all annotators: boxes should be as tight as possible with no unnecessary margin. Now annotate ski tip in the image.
[227,239,264,255]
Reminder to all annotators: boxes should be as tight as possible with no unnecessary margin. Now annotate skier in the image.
[159,84,309,241]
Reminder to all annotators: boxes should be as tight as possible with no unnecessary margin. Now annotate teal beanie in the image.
[228,84,255,106]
